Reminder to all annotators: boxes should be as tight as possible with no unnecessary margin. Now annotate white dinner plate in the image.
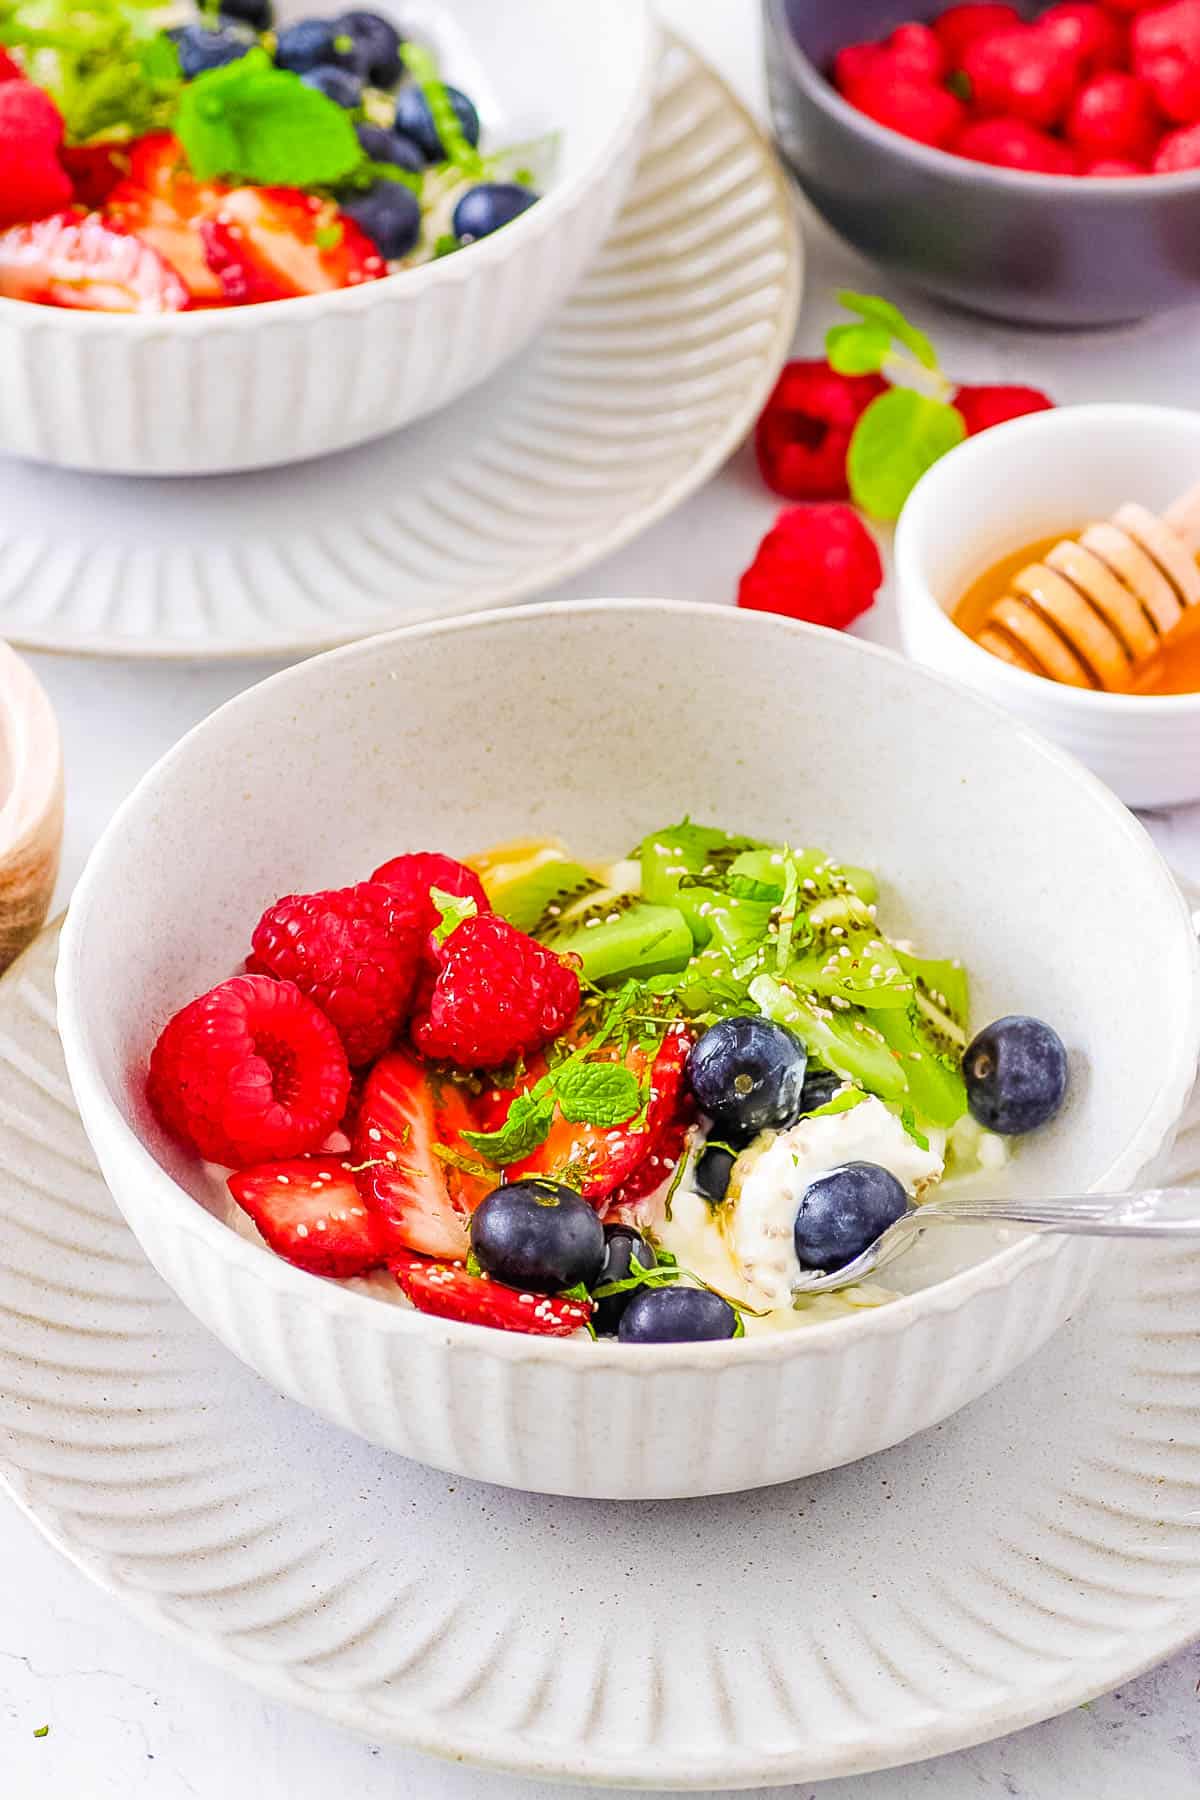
[0,40,800,660]
[2,914,1200,1788]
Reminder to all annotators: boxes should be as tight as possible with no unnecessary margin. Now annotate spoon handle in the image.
[922,1187,1200,1236]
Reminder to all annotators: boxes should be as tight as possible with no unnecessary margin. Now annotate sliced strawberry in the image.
[0,212,189,312]
[392,1259,593,1336]
[502,1024,693,1203]
[63,141,132,209]
[352,1049,486,1260]
[105,134,228,303]
[0,50,23,82]
[229,1156,389,1279]
[200,185,386,303]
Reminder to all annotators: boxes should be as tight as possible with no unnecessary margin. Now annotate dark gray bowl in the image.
[764,0,1200,326]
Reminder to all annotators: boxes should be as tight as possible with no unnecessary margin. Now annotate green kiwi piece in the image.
[493,858,599,934]
[638,822,765,946]
[538,892,694,985]
[784,943,913,1012]
[873,1001,968,1128]
[894,950,969,1050]
[725,847,878,909]
[750,974,908,1101]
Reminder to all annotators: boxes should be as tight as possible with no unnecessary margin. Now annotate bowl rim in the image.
[764,0,1200,196]
[56,598,1200,1369]
[894,401,1200,719]
[0,0,658,335]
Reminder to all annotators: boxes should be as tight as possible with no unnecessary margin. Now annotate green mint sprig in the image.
[401,39,484,177]
[429,885,478,946]
[825,290,965,523]
[1,0,181,142]
[175,47,361,187]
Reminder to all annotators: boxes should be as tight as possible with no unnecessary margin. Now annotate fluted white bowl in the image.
[0,0,657,475]
[56,601,1200,1498]
[895,403,1200,810]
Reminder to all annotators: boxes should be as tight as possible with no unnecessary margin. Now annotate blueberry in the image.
[963,1015,1068,1136]
[452,182,539,243]
[798,1068,842,1115]
[275,17,366,75]
[171,24,252,77]
[618,1286,738,1343]
[301,63,363,107]
[335,9,403,86]
[592,1224,656,1337]
[793,1161,909,1273]
[686,1017,807,1139]
[695,1143,736,1203]
[340,178,420,257]
[356,121,425,172]
[393,82,479,162]
[471,1178,604,1295]
[219,0,273,28]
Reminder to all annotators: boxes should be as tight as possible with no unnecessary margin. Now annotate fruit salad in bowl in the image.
[146,825,1071,1343]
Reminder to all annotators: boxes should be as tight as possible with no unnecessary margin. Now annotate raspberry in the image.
[737,504,883,632]
[1081,155,1148,170]
[954,116,1080,172]
[370,851,490,936]
[1133,0,1200,119]
[148,974,351,1168]
[1152,115,1200,162]
[0,81,72,228]
[962,26,1082,128]
[754,360,886,502]
[933,4,1022,67]
[1039,4,1128,75]
[847,64,966,146]
[411,912,580,1070]
[1106,0,1166,12]
[953,384,1055,435]
[833,42,885,93]
[886,23,947,82]
[1066,71,1162,159]
[249,882,422,1066]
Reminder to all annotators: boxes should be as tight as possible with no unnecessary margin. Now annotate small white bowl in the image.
[0,642,62,972]
[56,601,1200,1499]
[0,0,657,475]
[895,403,1200,811]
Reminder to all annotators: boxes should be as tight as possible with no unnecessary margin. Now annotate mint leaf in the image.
[847,388,965,522]
[433,232,460,258]
[837,290,939,372]
[553,1060,640,1128]
[429,885,478,946]
[176,49,361,187]
[826,321,891,377]
[401,39,484,176]
[463,1091,555,1165]
[804,1087,867,1120]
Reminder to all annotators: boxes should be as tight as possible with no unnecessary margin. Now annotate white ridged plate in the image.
[5,915,1200,1788]
[0,40,800,661]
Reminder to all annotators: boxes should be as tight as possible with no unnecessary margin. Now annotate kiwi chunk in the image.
[750,974,908,1101]
[491,857,599,934]
[873,1001,968,1128]
[638,822,765,947]
[894,950,969,1051]
[538,892,694,985]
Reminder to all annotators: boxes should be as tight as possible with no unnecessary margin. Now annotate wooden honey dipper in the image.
[971,481,1200,692]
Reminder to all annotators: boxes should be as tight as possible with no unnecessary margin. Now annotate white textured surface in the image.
[0,41,799,654]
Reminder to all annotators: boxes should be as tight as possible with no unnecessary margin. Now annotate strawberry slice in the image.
[105,133,228,302]
[200,186,386,303]
[63,141,132,209]
[392,1259,593,1337]
[229,1155,389,1278]
[353,1049,490,1261]
[500,1024,694,1202]
[0,212,189,312]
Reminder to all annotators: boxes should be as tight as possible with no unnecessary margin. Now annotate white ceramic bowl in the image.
[0,0,657,476]
[895,403,1200,811]
[0,641,62,971]
[56,601,1200,1500]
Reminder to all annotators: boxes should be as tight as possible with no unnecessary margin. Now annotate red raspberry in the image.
[411,912,580,1070]
[833,42,885,94]
[1152,115,1200,162]
[953,384,1055,436]
[1040,4,1128,74]
[954,116,1080,172]
[1066,71,1162,159]
[933,4,1022,67]
[0,80,72,228]
[755,360,887,502]
[847,64,966,146]
[249,882,422,1066]
[1081,154,1148,170]
[962,26,1082,128]
[737,504,883,632]
[1133,0,1200,120]
[148,974,351,1168]
[1106,0,1168,12]
[886,23,947,82]
[369,851,490,937]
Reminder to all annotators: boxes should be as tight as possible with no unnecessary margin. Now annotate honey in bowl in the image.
[954,529,1200,697]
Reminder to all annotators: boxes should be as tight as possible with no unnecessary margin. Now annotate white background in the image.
[5,1,1200,1795]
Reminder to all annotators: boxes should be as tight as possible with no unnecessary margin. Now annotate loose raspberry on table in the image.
[370,851,490,937]
[754,360,886,502]
[249,881,422,1066]
[737,503,883,632]
[953,384,1055,435]
[411,912,580,1070]
[148,974,350,1168]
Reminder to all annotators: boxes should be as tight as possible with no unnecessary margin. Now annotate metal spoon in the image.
[791,1186,1200,1296]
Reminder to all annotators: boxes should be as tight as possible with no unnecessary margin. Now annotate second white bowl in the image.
[895,403,1200,810]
